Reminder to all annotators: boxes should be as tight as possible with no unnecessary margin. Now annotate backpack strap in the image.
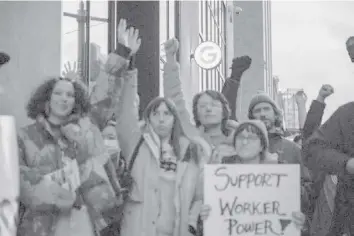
[127,136,144,171]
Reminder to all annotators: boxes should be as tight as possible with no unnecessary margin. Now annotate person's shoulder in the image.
[19,122,41,138]
[335,102,354,116]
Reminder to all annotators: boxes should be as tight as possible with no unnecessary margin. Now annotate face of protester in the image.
[251,102,276,130]
[197,93,223,128]
[49,80,75,119]
[234,128,263,162]
[102,125,120,155]
[149,102,174,139]
[347,37,354,62]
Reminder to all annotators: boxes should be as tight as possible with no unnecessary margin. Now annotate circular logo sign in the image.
[194,41,222,70]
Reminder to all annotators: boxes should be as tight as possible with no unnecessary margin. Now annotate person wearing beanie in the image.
[248,91,309,167]
[198,120,306,232]
[248,92,312,236]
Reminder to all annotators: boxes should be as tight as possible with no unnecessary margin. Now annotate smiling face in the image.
[49,80,75,119]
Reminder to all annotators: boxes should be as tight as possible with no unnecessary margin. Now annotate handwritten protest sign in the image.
[204,164,300,236]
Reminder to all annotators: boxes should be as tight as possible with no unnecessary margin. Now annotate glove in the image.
[230,56,252,80]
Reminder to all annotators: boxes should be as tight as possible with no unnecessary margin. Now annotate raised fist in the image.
[318,84,334,99]
[164,38,179,62]
[294,90,307,105]
[230,55,252,79]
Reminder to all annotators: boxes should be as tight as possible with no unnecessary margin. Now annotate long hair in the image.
[26,77,90,120]
[232,123,268,161]
[192,90,231,135]
[143,97,185,159]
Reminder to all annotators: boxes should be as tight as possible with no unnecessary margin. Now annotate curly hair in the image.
[192,90,231,135]
[26,77,90,120]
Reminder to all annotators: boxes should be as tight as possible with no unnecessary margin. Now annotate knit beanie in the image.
[248,92,280,119]
[234,120,269,150]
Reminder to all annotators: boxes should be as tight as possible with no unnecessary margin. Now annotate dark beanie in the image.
[248,92,281,119]
[0,52,10,65]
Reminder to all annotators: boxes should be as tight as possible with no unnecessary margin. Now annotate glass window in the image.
[198,0,227,92]
[90,1,108,18]
[168,0,175,39]
[62,0,111,91]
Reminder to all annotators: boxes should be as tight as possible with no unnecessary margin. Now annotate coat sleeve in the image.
[77,121,124,229]
[221,79,241,121]
[302,103,354,176]
[163,61,202,139]
[189,165,203,230]
[302,100,326,141]
[17,133,56,211]
[115,68,142,163]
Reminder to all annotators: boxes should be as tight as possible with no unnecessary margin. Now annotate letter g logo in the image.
[194,41,222,70]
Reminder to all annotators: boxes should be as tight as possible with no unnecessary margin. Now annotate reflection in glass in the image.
[62,15,79,66]
[90,21,108,83]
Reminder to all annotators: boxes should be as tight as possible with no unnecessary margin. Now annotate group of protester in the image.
[1,19,354,236]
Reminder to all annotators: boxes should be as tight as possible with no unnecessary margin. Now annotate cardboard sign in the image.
[204,164,300,236]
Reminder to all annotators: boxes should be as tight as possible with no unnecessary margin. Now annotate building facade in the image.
[0,0,235,127]
[233,1,273,121]
[280,88,300,131]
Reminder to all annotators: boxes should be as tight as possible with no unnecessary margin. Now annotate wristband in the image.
[114,43,132,60]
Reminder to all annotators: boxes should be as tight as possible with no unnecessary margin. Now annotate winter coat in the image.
[17,116,118,236]
[114,58,204,236]
[303,102,354,236]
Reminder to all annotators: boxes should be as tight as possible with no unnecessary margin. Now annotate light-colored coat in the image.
[116,67,203,236]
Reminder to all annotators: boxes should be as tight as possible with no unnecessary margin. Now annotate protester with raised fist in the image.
[163,38,239,164]
[222,55,252,121]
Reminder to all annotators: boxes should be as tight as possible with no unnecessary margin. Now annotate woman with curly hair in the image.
[17,75,122,234]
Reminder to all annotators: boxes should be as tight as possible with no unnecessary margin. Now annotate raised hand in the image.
[230,56,252,80]
[117,18,128,46]
[117,19,141,56]
[294,90,307,106]
[127,27,141,55]
[62,61,80,81]
[164,38,179,62]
